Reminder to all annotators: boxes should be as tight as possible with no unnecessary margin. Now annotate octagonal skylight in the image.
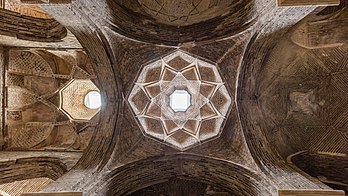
[169,90,191,112]
[84,91,101,109]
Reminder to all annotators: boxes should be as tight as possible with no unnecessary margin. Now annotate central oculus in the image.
[84,91,102,109]
[169,90,191,112]
[128,51,232,150]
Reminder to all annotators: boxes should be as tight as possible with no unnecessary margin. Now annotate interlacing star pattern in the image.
[128,51,232,150]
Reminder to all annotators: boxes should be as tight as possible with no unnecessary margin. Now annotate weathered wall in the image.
[0,0,346,195]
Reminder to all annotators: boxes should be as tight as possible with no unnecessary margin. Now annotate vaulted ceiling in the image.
[0,0,347,195]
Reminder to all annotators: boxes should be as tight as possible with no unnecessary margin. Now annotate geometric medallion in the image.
[128,50,232,150]
[60,79,101,121]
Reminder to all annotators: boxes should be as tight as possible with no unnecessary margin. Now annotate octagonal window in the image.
[170,90,191,112]
[84,91,101,109]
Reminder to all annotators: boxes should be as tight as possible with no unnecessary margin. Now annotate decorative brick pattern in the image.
[60,79,100,121]
[129,51,231,150]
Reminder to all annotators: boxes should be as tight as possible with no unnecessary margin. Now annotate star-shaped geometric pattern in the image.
[128,50,232,150]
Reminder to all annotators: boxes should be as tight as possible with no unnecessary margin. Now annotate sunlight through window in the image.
[169,90,191,112]
[84,91,101,109]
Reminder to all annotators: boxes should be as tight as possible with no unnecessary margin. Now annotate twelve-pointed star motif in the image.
[128,51,232,150]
